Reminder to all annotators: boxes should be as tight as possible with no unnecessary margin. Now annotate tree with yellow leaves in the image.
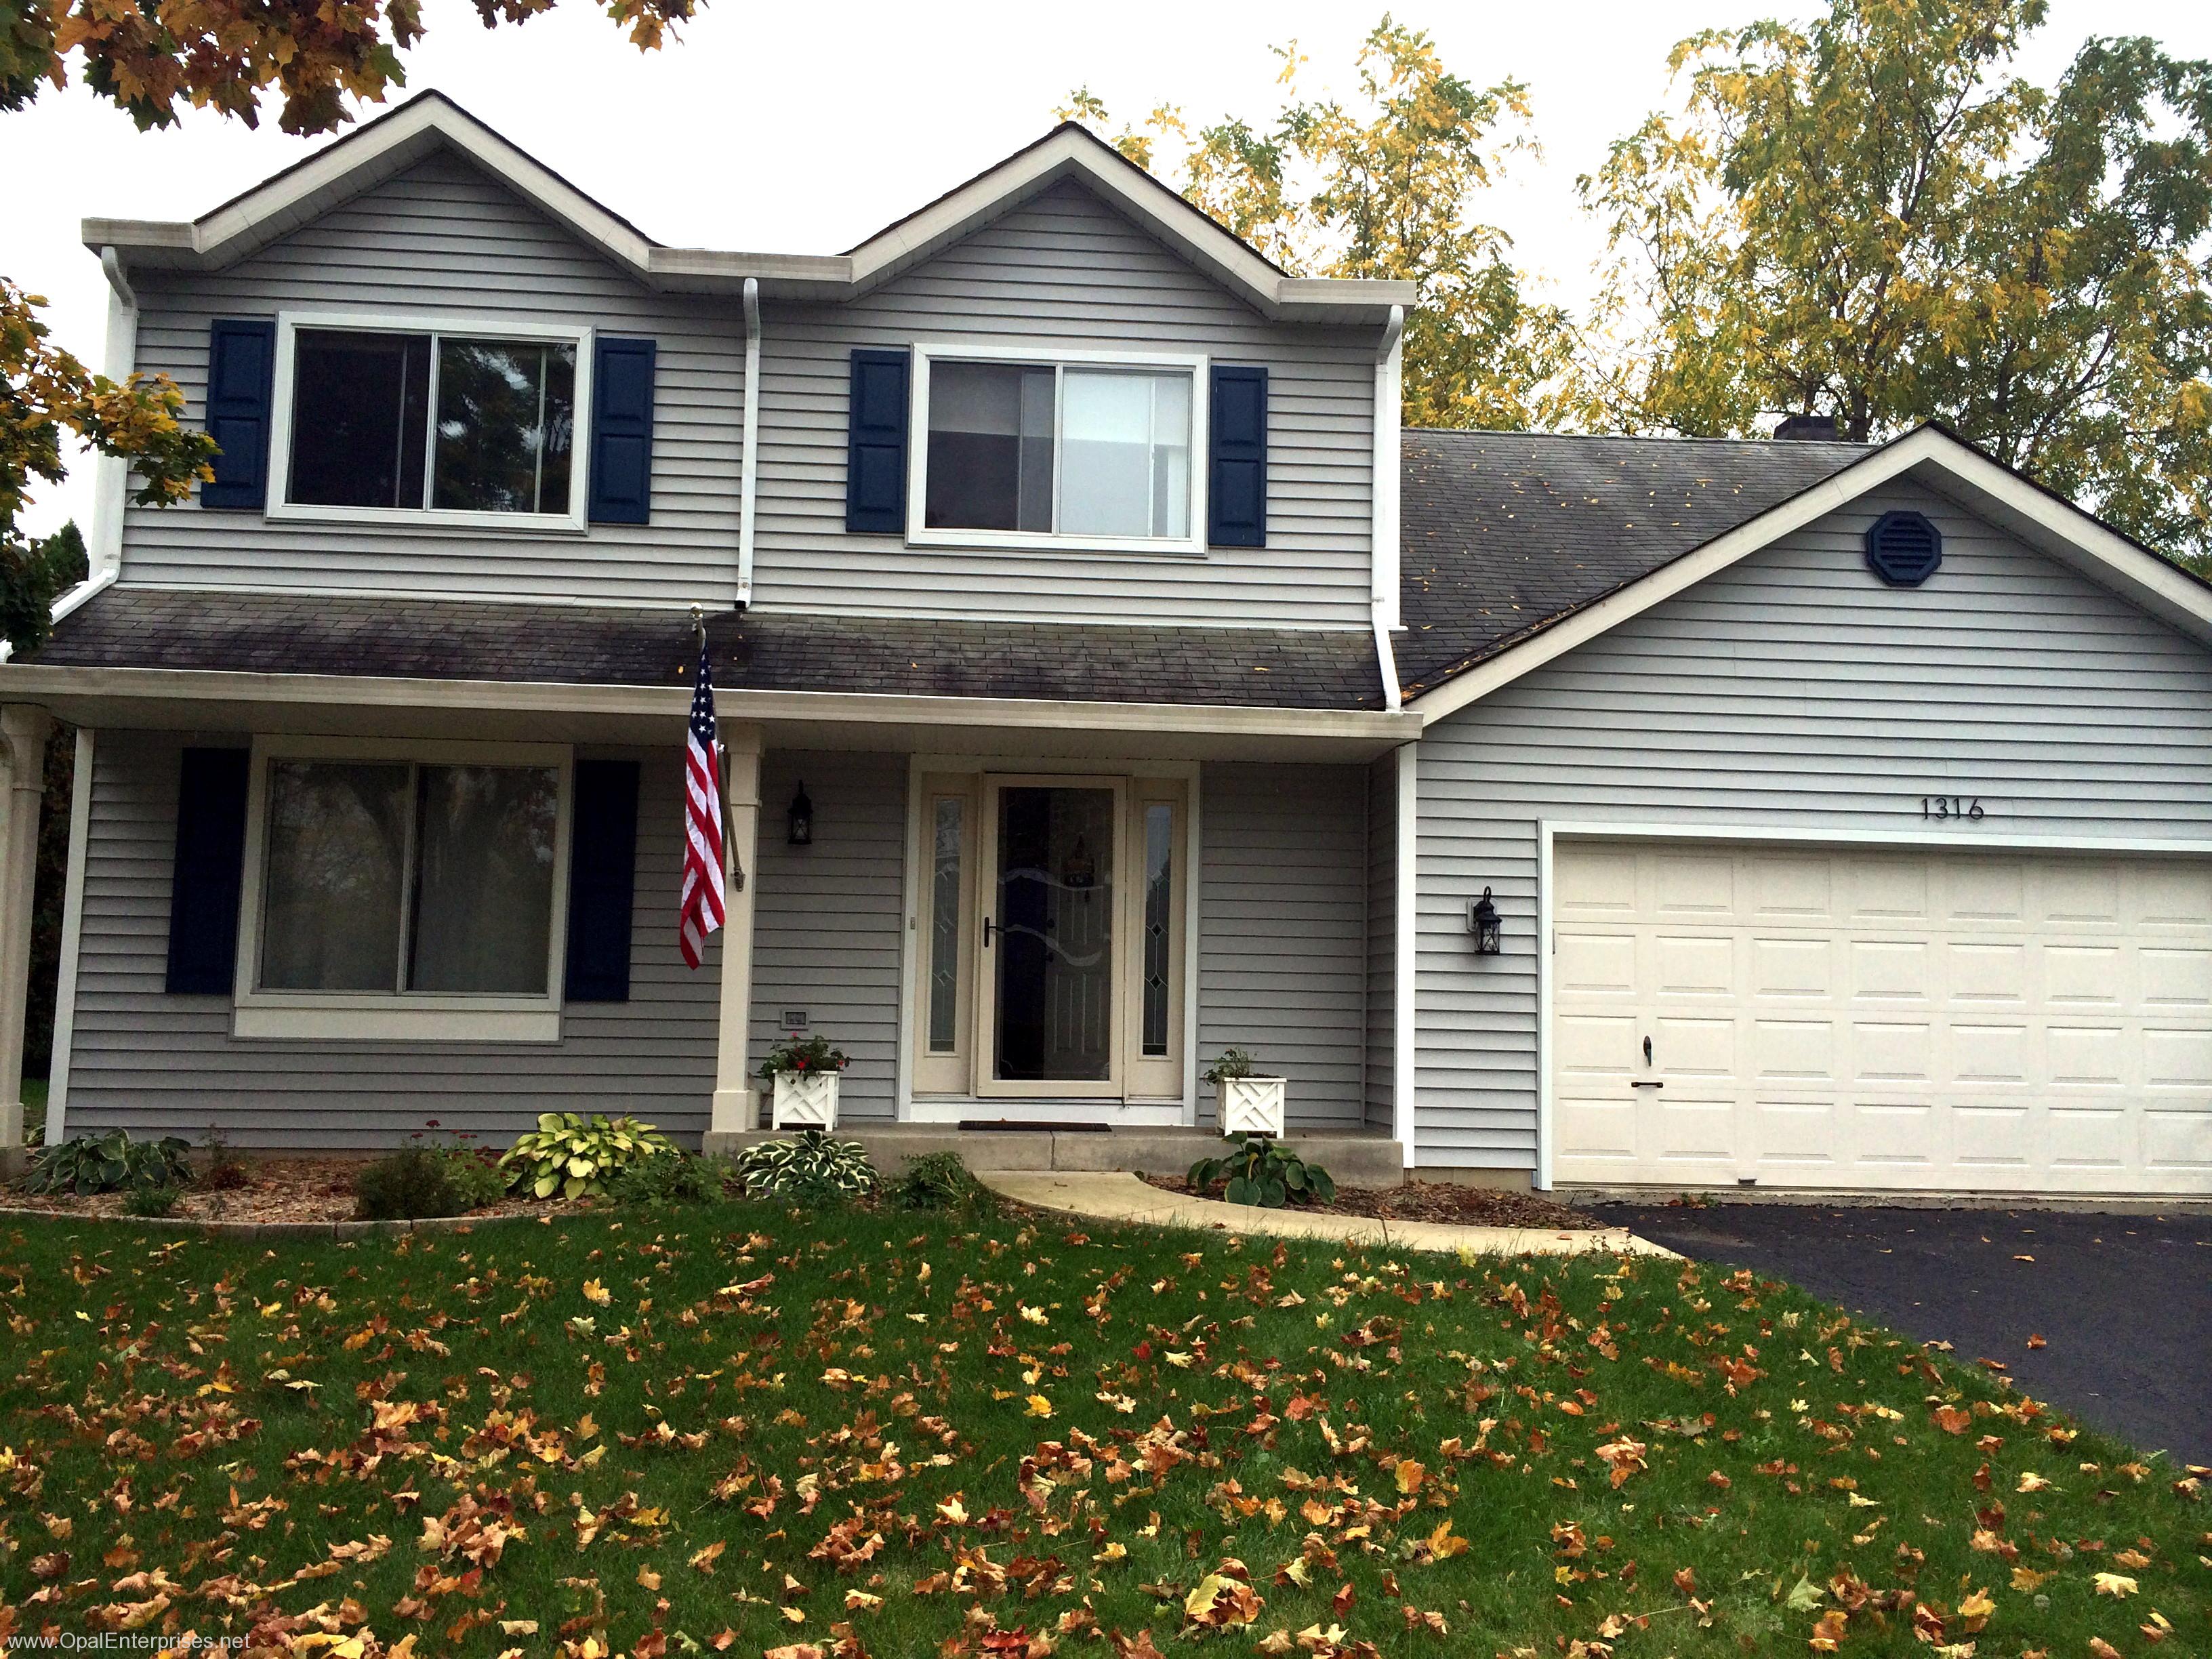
[1061,18,1571,431]
[1568,0,2212,566]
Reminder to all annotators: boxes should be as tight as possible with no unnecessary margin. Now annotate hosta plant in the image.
[500,1113,674,1201]
[1187,1133,1336,1209]
[733,1129,880,1204]
[25,1130,194,1196]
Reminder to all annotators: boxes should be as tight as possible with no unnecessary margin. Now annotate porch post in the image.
[707,722,764,1151]
[0,705,54,1153]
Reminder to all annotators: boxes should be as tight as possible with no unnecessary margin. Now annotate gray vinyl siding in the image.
[123,159,1378,631]
[1197,762,1368,1127]
[1363,752,1397,1132]
[121,151,747,607]
[62,729,718,1147]
[1412,484,2212,1172]
[747,751,906,1120]
[748,180,1374,630]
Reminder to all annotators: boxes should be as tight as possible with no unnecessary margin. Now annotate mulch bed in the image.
[1141,1172,1601,1229]
[0,1155,552,1226]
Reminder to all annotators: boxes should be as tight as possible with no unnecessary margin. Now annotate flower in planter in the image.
[760,1034,850,1080]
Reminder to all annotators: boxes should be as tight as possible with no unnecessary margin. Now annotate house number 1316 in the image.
[1921,795,1984,821]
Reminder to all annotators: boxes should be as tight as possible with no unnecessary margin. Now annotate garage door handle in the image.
[1630,1080,1664,1089]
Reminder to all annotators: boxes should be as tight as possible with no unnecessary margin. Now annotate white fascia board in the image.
[1408,426,2212,721]
[85,96,659,279]
[0,663,1422,743]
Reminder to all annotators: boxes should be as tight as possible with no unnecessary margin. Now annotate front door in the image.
[976,777,1125,1097]
[909,769,1189,1110]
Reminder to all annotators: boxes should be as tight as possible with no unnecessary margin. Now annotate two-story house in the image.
[2,92,2207,1200]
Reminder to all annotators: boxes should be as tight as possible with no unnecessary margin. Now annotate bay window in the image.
[910,346,1206,552]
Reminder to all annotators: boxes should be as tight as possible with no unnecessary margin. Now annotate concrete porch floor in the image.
[703,1125,1407,1186]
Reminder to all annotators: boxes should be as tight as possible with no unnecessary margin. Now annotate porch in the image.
[0,625,1419,1164]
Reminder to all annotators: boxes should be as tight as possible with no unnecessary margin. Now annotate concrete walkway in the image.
[983,1171,1675,1258]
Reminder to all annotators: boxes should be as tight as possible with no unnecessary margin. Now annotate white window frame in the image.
[264,309,595,533]
[905,341,1210,556]
[232,735,575,1042]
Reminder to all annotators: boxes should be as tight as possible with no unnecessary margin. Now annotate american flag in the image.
[678,637,726,969]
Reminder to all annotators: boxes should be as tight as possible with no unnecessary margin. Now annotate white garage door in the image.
[1551,840,2212,1195]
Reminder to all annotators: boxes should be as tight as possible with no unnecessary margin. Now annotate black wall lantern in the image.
[1467,886,1502,955]
[786,780,814,846]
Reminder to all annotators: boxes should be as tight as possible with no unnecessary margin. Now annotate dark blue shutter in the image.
[1208,365,1268,547]
[165,747,250,994]
[846,348,911,533]
[564,759,640,1002]
[588,337,656,525]
[200,320,276,510]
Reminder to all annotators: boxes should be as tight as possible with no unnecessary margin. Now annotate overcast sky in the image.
[10,0,2212,537]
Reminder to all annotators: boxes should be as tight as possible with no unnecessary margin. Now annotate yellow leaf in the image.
[637,1565,661,1591]
[581,1279,612,1307]
[1025,1394,1053,1417]
[1395,1459,1427,1495]
[2094,1572,2138,1597]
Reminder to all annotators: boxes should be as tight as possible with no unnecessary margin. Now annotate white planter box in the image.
[771,1070,840,1131]
[1216,1076,1287,1138]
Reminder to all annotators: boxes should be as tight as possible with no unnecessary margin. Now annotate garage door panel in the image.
[1552,840,2212,1197]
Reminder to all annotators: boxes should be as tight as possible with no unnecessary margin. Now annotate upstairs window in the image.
[269,316,591,529]
[910,347,1206,552]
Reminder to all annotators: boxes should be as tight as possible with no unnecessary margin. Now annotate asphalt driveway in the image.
[1595,1202,2212,1466]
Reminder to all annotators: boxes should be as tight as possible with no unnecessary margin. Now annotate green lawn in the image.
[0,1201,2200,1656]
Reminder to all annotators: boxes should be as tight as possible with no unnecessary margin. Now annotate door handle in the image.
[1630,1080,1664,1089]
[983,915,996,947]
[1643,1035,1653,1065]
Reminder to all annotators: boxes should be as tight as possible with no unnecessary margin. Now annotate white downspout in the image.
[0,249,135,663]
[1370,304,1406,708]
[737,276,760,607]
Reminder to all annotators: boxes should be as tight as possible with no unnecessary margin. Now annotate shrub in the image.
[200,1124,252,1191]
[354,1145,469,1221]
[499,1113,674,1201]
[1201,1048,1260,1084]
[123,1186,181,1218]
[733,1130,880,1204]
[25,1130,194,1197]
[891,1149,987,1212]
[1187,1134,1335,1209]
[438,1145,509,1210]
[758,1035,849,1079]
[606,1147,718,1208]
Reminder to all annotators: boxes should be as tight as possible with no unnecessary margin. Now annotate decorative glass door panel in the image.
[977,779,1123,1096]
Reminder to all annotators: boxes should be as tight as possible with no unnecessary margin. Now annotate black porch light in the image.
[787,779,815,846]
[1468,886,1502,955]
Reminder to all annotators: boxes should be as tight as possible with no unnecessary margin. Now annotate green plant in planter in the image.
[1187,1133,1335,1209]
[499,1112,674,1201]
[1200,1048,1259,1084]
[758,1035,850,1079]
[733,1129,880,1204]
[25,1130,194,1196]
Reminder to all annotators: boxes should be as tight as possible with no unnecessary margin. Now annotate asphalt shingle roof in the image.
[32,591,1386,712]
[1396,430,1869,698]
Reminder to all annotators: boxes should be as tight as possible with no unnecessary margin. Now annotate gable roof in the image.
[83,93,1409,323]
[1401,422,2212,718]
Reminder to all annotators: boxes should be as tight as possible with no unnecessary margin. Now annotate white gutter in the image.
[737,276,761,606]
[1370,304,1406,707]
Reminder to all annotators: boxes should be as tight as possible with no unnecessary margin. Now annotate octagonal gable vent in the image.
[1865,510,1943,586]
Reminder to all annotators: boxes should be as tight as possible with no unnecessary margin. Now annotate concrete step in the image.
[703,1124,1406,1188]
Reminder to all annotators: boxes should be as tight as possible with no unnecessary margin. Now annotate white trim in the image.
[231,735,574,1042]
[737,278,761,605]
[1408,426,2212,720]
[904,342,1210,556]
[85,103,1412,319]
[906,1097,1187,1126]
[264,310,594,534]
[89,253,137,582]
[41,729,95,1146]
[1371,306,1404,631]
[1532,817,2212,1193]
[1391,742,1416,1167]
